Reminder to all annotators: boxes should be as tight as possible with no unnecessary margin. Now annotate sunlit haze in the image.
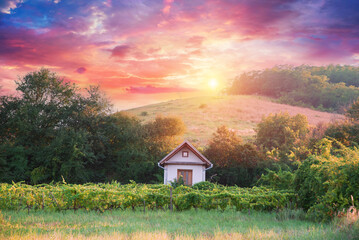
[0,0,358,109]
[209,79,218,90]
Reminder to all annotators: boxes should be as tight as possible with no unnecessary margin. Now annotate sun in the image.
[209,78,218,90]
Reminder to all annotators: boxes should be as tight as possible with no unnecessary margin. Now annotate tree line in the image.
[228,64,359,112]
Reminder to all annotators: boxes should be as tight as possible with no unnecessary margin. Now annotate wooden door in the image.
[177,169,193,186]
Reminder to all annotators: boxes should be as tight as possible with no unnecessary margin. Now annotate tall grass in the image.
[0,209,355,239]
[333,196,359,239]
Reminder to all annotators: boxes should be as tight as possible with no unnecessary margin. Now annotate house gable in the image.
[158,140,212,167]
[166,146,204,164]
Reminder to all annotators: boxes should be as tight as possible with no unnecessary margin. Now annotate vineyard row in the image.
[0,182,296,212]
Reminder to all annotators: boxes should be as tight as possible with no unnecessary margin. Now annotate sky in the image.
[0,0,359,110]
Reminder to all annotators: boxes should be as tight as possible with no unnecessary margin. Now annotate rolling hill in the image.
[124,95,344,146]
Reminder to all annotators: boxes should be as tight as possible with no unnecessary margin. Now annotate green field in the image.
[0,209,354,240]
[124,95,344,145]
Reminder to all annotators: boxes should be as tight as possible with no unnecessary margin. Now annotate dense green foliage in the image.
[0,182,295,213]
[229,65,359,112]
[0,69,185,184]
[256,113,308,153]
[294,139,359,221]
[310,65,359,87]
[257,167,295,190]
[204,126,264,187]
[321,99,359,148]
[324,121,359,147]
[205,113,311,188]
[251,110,359,221]
[345,97,359,121]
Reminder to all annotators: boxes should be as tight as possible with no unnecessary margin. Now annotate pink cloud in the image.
[126,85,195,94]
[116,57,191,79]
[162,0,174,14]
[111,45,132,58]
[186,36,205,48]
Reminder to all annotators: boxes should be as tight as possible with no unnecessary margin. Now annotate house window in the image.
[177,169,193,186]
[182,151,188,157]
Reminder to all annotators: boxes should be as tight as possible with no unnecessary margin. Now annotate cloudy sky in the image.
[0,0,358,109]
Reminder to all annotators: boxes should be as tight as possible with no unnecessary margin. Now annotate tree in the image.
[346,97,359,122]
[0,69,188,184]
[104,113,186,184]
[145,116,186,148]
[204,126,263,187]
[324,121,359,147]
[204,126,242,167]
[144,115,186,161]
[256,113,309,153]
[0,69,111,183]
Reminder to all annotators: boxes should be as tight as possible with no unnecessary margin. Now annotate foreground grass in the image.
[0,209,353,239]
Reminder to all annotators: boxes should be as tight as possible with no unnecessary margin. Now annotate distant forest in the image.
[229,65,359,112]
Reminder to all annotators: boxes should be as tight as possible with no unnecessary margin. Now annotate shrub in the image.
[257,166,294,190]
[172,185,193,194]
[192,181,215,191]
[169,176,185,189]
[175,192,203,211]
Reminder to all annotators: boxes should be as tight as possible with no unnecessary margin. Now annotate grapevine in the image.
[0,182,296,212]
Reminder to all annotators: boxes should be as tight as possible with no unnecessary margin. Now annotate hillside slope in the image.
[124,95,344,145]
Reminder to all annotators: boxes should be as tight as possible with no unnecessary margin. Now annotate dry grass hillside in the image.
[124,95,344,145]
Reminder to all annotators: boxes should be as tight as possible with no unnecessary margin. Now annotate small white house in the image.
[158,140,213,186]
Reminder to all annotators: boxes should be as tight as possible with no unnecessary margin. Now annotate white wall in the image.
[165,164,205,185]
[162,146,208,185]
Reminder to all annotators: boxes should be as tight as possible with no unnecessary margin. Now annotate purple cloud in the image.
[76,67,86,74]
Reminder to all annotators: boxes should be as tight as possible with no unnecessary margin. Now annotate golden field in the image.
[125,95,344,145]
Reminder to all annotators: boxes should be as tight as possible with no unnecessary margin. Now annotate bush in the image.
[257,166,294,190]
[172,185,193,194]
[192,181,215,191]
[170,176,185,189]
[175,192,203,211]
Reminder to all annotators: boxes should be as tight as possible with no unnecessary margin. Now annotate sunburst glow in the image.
[209,79,218,90]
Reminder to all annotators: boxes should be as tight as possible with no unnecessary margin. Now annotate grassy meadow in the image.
[125,95,344,145]
[0,209,354,240]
